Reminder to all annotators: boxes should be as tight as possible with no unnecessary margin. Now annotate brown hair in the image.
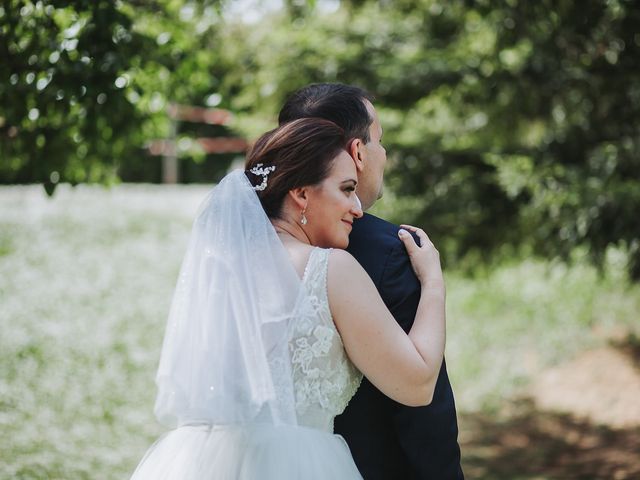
[278,83,374,143]
[245,118,347,218]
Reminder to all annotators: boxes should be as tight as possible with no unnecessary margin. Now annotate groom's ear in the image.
[348,138,366,173]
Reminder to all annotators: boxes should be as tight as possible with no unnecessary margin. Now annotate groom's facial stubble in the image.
[356,100,387,212]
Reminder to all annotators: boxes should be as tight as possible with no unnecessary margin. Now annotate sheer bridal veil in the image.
[154,170,301,428]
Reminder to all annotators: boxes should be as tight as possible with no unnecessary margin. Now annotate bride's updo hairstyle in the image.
[245,118,347,219]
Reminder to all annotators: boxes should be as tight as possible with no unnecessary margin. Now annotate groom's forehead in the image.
[364,100,379,124]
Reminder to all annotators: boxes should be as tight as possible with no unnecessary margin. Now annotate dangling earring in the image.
[300,209,308,225]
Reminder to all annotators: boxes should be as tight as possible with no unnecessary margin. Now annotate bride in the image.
[130,118,446,479]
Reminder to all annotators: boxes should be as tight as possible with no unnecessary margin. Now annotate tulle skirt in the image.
[130,423,363,479]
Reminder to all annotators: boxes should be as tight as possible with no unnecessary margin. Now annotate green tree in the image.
[0,0,225,192]
[214,0,640,278]
[2,1,145,190]
[3,0,639,278]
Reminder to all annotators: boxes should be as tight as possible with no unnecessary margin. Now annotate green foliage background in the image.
[2,0,639,276]
[3,2,640,477]
[2,184,638,478]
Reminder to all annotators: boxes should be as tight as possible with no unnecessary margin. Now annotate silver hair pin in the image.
[249,163,276,191]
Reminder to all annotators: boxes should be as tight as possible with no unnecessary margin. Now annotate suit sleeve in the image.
[379,240,463,479]
[379,240,421,333]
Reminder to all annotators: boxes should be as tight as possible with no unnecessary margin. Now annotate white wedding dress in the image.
[131,247,364,479]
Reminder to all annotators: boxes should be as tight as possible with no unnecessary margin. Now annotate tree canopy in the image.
[2,0,639,277]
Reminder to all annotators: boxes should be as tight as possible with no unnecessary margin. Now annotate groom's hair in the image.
[278,83,374,143]
[245,118,347,219]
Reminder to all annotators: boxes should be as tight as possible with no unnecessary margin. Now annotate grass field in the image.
[2,184,638,479]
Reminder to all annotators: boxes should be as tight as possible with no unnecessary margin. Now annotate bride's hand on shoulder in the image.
[398,225,444,292]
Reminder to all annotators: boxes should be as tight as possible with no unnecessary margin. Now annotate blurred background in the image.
[1,0,639,478]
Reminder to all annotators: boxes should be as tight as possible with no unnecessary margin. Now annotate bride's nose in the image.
[351,194,364,219]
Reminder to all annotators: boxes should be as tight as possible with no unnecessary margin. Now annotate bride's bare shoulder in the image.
[327,249,367,281]
[327,248,358,268]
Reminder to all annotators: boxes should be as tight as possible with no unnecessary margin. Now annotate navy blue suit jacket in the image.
[334,213,463,480]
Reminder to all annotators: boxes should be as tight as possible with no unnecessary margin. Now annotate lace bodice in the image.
[289,248,362,432]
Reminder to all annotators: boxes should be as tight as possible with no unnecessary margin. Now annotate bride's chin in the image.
[334,237,349,250]
[316,233,349,250]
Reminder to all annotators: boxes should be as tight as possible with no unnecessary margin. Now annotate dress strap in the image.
[301,248,331,304]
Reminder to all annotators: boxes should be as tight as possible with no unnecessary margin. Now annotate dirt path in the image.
[460,338,640,479]
[530,344,640,429]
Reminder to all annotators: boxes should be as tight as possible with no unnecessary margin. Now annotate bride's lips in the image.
[342,220,353,228]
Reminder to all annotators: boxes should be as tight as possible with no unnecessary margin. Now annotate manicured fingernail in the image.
[398,229,407,236]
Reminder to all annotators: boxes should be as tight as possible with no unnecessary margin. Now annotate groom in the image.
[279,83,464,479]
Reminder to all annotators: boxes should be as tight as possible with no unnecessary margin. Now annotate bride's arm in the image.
[327,226,445,407]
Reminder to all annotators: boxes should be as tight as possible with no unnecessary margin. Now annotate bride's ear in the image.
[288,187,308,210]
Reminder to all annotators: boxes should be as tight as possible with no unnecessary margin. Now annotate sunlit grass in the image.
[446,251,640,412]
[2,184,638,478]
[1,184,207,479]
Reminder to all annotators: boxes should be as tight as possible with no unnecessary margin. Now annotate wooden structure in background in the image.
[147,104,248,183]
